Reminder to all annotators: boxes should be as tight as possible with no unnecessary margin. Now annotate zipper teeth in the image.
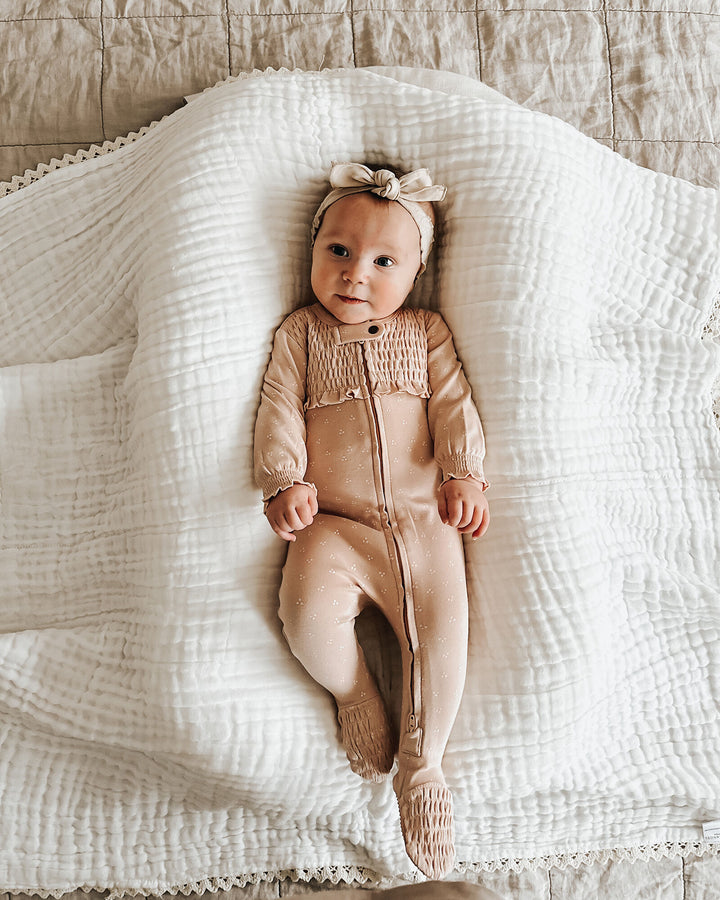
[360,345,417,727]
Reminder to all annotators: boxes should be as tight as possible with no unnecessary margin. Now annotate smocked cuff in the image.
[261,474,317,506]
[439,455,489,491]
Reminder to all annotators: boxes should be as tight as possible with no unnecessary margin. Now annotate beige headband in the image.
[311,163,447,266]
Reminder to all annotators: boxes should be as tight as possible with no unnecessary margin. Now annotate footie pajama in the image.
[254,301,487,875]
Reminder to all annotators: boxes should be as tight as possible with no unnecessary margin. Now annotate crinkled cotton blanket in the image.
[1,67,719,896]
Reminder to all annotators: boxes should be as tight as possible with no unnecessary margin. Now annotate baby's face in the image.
[311,193,422,325]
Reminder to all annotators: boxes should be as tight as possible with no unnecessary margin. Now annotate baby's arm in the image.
[265,483,318,542]
[425,311,490,537]
[438,476,489,540]
[254,315,317,538]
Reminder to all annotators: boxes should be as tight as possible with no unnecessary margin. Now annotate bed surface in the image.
[1,3,719,900]
[2,0,720,190]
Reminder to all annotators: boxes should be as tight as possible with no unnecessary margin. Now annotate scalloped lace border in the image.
[5,841,719,900]
[0,125,155,198]
[0,69,301,199]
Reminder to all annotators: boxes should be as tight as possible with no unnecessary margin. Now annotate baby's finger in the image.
[458,505,482,534]
[437,491,449,524]
[472,508,490,540]
[270,520,296,542]
[458,502,479,530]
[445,497,465,528]
[297,498,316,527]
[284,508,309,532]
[308,491,319,516]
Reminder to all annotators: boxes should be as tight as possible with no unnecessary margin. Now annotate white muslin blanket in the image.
[1,67,719,896]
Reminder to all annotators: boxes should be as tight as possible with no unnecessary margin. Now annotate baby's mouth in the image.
[337,294,366,304]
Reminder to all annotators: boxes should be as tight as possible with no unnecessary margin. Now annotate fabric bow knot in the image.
[371,170,402,200]
[329,163,447,204]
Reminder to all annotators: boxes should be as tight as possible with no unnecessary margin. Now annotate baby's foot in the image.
[337,694,395,782]
[396,781,455,879]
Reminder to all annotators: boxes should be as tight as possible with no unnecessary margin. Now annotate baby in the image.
[254,163,489,878]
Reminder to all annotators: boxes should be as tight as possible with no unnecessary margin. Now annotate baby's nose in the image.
[343,259,369,284]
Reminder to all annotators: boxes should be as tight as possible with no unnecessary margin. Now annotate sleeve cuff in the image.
[439,454,489,491]
[262,477,317,507]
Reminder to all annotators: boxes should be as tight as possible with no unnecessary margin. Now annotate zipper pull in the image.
[402,715,423,757]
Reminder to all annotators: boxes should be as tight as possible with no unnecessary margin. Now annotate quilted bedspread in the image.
[1,67,719,896]
[2,2,720,194]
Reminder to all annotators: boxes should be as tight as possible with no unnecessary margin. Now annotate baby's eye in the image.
[329,244,349,258]
[375,256,395,268]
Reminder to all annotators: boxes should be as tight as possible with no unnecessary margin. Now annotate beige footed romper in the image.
[254,300,487,877]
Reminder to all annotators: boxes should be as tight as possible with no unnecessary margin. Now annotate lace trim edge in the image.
[0,68,310,198]
[7,841,720,900]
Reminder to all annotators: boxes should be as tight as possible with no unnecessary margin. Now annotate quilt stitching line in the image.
[609,6,720,15]
[616,138,720,145]
[224,0,232,78]
[602,0,616,151]
[99,0,106,142]
[349,0,357,66]
[2,8,720,19]
[475,0,483,81]
[2,137,719,146]
[681,856,686,900]
[472,6,720,12]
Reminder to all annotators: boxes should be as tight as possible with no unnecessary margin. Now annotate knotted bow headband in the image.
[311,163,447,267]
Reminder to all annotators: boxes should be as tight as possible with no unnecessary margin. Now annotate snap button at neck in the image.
[333,320,386,345]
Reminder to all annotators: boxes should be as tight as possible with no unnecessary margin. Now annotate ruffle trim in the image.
[306,381,431,410]
[261,477,316,505]
[9,842,720,899]
[441,472,489,492]
[438,454,488,490]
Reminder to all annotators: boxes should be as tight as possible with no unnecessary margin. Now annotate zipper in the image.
[360,343,423,757]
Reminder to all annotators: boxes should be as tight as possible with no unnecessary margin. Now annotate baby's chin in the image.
[317,295,407,325]
[317,296,372,324]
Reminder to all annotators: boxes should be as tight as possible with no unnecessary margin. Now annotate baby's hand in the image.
[438,477,489,540]
[265,483,318,542]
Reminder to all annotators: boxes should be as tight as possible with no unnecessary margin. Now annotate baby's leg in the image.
[393,584,468,796]
[278,515,395,780]
[279,518,378,705]
[386,530,469,879]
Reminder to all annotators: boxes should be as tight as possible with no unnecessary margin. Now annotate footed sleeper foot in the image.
[337,695,395,782]
[397,781,455,879]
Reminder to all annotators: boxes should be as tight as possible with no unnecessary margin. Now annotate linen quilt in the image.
[1,66,719,897]
[3,2,720,195]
